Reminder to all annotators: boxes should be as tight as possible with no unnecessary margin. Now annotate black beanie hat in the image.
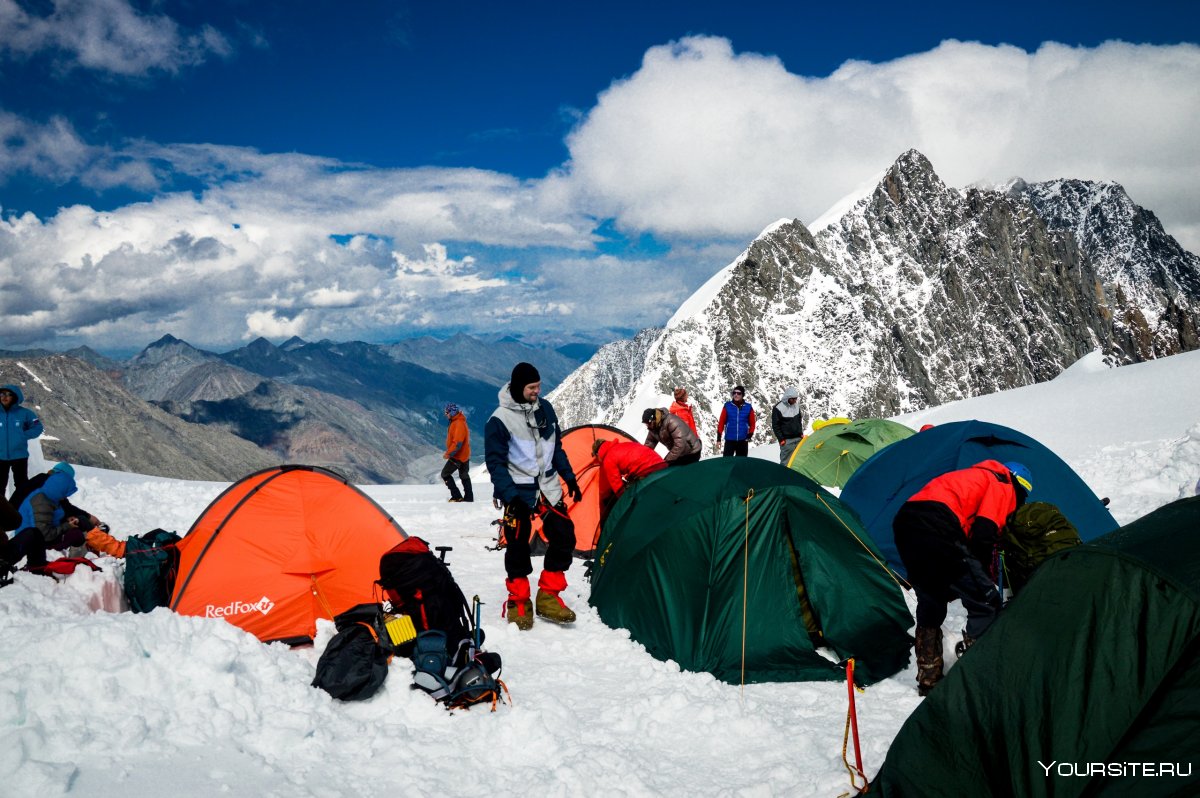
[509,362,541,403]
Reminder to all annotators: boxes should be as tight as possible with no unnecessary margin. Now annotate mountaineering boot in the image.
[535,570,576,624]
[914,625,944,697]
[505,576,533,631]
[955,632,976,659]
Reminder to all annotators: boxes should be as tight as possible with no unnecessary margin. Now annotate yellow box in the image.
[384,614,416,646]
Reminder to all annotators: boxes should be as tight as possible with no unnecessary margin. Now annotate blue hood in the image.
[16,471,78,533]
[0,383,24,405]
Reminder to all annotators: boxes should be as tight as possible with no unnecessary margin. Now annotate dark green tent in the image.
[589,458,912,685]
[873,496,1200,797]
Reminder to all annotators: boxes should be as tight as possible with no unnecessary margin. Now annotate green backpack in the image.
[124,529,183,613]
[1002,502,1081,595]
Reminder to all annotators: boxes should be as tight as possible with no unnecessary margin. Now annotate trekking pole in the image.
[472,594,482,658]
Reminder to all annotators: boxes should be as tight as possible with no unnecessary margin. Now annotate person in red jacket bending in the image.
[591,438,668,510]
[893,459,1032,696]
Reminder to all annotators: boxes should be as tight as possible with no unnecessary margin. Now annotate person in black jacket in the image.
[770,386,805,464]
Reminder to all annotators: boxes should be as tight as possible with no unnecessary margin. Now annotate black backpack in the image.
[311,603,393,701]
[376,537,477,655]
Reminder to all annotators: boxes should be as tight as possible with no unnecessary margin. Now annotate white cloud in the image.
[0,111,95,181]
[2,36,1199,353]
[564,37,1200,250]
[0,0,232,76]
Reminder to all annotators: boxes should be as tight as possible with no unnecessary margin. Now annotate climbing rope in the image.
[840,658,869,794]
[814,492,910,591]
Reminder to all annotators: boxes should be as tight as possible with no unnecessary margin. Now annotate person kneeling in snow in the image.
[1,463,117,573]
[4,466,88,572]
[892,460,1031,696]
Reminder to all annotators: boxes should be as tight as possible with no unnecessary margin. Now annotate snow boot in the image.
[915,625,944,697]
[535,570,576,624]
[505,576,533,631]
[955,632,976,659]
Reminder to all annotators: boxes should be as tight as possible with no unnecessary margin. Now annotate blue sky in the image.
[1,0,1198,353]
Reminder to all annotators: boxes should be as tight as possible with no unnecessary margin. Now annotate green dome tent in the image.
[873,496,1200,797]
[589,458,913,685]
[787,418,915,488]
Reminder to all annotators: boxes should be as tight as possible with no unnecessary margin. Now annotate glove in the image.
[565,479,582,503]
[60,527,86,549]
[507,496,530,520]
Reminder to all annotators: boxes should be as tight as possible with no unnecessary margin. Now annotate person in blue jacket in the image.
[716,385,756,457]
[1,384,44,500]
[3,468,86,572]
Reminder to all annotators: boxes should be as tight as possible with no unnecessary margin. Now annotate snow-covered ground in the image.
[2,350,1198,797]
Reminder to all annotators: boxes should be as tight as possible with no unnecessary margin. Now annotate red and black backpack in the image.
[376,537,477,656]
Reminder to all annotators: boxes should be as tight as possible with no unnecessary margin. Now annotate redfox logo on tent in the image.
[205,596,276,618]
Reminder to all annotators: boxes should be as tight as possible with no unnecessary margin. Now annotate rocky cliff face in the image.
[1011,178,1200,360]
[551,151,1200,444]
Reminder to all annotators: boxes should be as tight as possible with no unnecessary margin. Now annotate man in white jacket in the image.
[484,362,581,630]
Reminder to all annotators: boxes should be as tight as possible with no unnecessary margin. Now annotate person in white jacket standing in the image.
[484,362,581,630]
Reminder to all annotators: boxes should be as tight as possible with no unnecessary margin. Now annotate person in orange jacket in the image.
[441,403,473,502]
[669,387,699,437]
[893,459,1032,695]
[591,438,668,509]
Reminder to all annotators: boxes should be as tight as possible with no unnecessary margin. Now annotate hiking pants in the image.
[0,458,28,501]
[894,501,1002,640]
[1,527,47,569]
[722,440,749,457]
[440,458,472,500]
[779,438,801,465]
[504,499,573,579]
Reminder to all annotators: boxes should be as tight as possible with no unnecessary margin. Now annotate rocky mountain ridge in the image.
[550,150,1200,444]
[0,356,280,481]
[1,333,585,484]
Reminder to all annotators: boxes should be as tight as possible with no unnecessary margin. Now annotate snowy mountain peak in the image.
[878,149,944,207]
[552,150,1200,443]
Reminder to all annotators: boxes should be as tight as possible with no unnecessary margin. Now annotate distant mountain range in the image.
[1,334,585,483]
[550,150,1200,443]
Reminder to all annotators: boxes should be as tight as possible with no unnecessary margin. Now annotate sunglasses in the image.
[732,391,744,396]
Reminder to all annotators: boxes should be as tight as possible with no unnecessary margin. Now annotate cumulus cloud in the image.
[564,37,1200,249]
[0,0,232,76]
[3,36,1199,353]
[0,173,610,350]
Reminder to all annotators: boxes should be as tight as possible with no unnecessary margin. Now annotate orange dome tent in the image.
[531,424,638,556]
[171,465,407,644]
